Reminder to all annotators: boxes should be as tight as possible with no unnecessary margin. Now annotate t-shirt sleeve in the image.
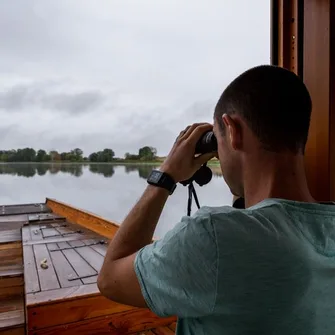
[134,208,218,318]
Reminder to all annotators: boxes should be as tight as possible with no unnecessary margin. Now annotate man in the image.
[98,65,335,334]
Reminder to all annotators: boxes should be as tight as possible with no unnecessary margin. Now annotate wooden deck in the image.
[0,201,176,335]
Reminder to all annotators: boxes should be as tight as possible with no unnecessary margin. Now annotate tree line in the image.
[0,146,158,163]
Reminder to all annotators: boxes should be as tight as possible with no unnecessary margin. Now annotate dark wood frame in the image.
[272,0,335,201]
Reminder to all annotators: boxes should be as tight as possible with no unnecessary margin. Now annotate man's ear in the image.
[222,114,242,150]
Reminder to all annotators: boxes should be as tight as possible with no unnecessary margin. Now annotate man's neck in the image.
[243,151,315,208]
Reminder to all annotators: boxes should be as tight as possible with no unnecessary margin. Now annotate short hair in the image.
[214,65,312,153]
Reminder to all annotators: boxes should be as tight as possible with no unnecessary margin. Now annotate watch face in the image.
[149,170,162,183]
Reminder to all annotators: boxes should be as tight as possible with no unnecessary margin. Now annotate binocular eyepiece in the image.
[180,130,218,187]
[195,131,218,154]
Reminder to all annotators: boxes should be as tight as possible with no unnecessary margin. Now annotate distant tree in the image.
[36,149,48,162]
[138,146,157,161]
[60,152,68,161]
[88,149,115,162]
[49,150,61,161]
[101,148,115,162]
[71,148,83,161]
[0,151,8,162]
[125,152,139,160]
[15,148,36,162]
[89,152,99,162]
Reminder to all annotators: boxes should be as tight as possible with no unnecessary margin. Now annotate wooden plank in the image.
[168,322,176,332]
[82,239,96,246]
[90,244,107,256]
[28,213,65,222]
[0,215,27,223]
[41,228,60,238]
[81,276,98,284]
[23,234,96,246]
[56,242,71,249]
[33,244,60,291]
[27,295,135,330]
[0,284,23,299]
[46,243,58,251]
[0,245,22,267]
[0,326,25,335]
[26,283,99,307]
[49,250,81,287]
[0,276,23,289]
[152,327,175,335]
[21,226,30,243]
[75,247,104,272]
[23,245,40,294]
[29,308,176,335]
[0,203,49,216]
[46,198,119,239]
[0,265,22,279]
[62,249,97,280]
[0,242,21,252]
[0,297,23,314]
[0,310,24,331]
[0,270,23,298]
[54,226,74,235]
[0,230,21,244]
[68,240,85,247]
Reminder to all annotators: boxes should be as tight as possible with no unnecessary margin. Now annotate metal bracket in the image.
[68,273,98,281]
[40,224,68,229]
[43,230,83,238]
[49,240,107,252]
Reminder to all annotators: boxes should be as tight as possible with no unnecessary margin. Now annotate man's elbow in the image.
[97,271,114,300]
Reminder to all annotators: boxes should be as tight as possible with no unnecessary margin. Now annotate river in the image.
[0,163,232,238]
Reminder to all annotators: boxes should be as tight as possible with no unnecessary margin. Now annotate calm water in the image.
[0,163,232,237]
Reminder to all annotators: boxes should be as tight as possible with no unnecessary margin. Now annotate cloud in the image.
[0,0,270,156]
[0,82,105,114]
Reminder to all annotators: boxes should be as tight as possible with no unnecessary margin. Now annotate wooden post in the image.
[272,0,335,201]
[302,0,335,201]
[271,0,302,74]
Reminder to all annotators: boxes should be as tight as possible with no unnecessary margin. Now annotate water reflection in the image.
[0,163,222,179]
[89,164,115,178]
[0,163,85,177]
[0,163,37,177]
[124,164,157,179]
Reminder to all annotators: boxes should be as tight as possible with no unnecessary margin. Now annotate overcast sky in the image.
[0,0,270,157]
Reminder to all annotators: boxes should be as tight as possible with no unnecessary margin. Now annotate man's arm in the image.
[97,185,169,307]
[97,123,216,308]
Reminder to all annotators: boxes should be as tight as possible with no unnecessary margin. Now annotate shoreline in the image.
[0,160,221,166]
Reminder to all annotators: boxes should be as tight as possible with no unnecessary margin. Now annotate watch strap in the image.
[147,170,176,195]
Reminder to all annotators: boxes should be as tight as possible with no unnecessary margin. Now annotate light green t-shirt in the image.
[134,199,335,334]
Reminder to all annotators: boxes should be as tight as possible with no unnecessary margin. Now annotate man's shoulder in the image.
[199,200,289,235]
[167,200,290,248]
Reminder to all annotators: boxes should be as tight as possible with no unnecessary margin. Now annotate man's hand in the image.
[160,123,216,183]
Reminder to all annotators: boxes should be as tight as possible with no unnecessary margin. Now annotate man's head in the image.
[213,65,312,197]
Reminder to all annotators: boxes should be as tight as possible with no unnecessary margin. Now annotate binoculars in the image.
[195,131,217,154]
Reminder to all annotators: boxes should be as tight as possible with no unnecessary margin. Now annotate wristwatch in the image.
[147,170,177,195]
